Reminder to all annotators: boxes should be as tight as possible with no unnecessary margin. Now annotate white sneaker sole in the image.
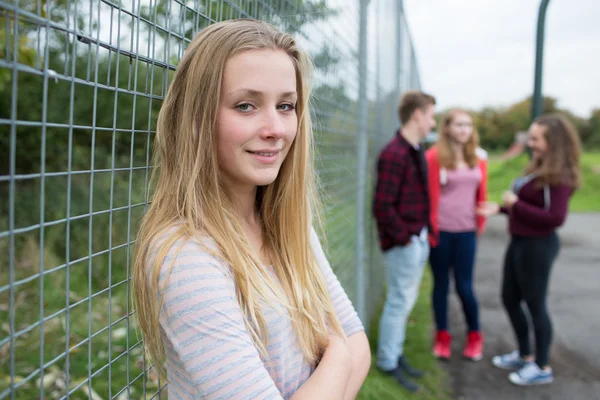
[464,354,483,362]
[508,373,553,386]
[433,351,450,360]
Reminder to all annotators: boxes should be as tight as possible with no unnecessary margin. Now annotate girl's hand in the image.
[476,201,500,217]
[502,191,518,208]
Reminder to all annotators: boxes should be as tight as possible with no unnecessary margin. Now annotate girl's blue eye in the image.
[236,103,253,112]
[278,103,296,112]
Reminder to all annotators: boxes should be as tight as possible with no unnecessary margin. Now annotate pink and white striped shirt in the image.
[154,227,364,399]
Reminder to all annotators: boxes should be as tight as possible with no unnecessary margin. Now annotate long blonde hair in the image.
[133,19,344,377]
[437,109,479,169]
[525,113,582,189]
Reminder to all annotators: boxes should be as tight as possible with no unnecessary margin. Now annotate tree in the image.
[468,96,599,151]
[469,96,559,151]
[137,0,337,61]
[2,0,350,177]
[587,108,600,147]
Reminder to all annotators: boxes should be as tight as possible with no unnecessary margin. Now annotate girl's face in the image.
[447,112,474,144]
[216,49,298,194]
[527,122,549,161]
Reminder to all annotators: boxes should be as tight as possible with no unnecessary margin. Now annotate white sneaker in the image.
[508,362,554,386]
[492,350,527,370]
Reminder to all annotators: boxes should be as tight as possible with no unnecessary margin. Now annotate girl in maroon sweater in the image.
[478,113,582,386]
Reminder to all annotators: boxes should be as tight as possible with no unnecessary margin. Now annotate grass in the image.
[357,268,452,400]
[487,152,600,212]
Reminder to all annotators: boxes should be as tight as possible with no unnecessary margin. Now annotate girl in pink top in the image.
[132,19,370,399]
[425,109,488,362]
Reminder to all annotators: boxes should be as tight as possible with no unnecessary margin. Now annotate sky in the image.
[402,0,600,117]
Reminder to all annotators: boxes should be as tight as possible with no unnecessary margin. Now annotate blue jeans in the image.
[429,231,479,332]
[376,235,429,371]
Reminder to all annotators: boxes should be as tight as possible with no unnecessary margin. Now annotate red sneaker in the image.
[463,331,483,361]
[433,330,452,360]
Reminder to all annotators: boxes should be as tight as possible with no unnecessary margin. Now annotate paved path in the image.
[445,213,600,400]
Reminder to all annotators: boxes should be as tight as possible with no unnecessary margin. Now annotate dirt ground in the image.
[444,213,600,400]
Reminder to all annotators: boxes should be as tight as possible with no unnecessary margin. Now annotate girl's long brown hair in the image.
[132,19,344,378]
[525,113,582,189]
[437,109,479,169]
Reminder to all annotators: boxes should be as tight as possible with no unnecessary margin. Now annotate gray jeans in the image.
[376,235,429,370]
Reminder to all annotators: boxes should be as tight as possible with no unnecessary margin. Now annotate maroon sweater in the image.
[501,177,574,237]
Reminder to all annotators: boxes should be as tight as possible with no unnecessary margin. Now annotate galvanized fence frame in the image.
[0,0,421,398]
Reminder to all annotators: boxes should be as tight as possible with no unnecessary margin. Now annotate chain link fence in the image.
[0,0,421,398]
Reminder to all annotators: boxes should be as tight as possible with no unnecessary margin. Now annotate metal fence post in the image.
[355,0,369,325]
[532,0,551,121]
[396,0,404,101]
[410,48,421,90]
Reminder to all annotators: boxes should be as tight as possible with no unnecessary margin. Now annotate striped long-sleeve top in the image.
[154,227,364,399]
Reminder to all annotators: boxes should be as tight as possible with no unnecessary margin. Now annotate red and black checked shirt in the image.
[373,131,430,251]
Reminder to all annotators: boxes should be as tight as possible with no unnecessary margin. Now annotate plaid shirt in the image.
[373,130,430,251]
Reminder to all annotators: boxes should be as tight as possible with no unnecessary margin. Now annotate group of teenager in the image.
[373,91,582,392]
[128,19,582,399]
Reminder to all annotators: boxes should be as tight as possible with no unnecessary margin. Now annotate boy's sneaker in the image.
[492,350,528,370]
[379,367,420,392]
[463,331,483,361]
[398,355,424,378]
[433,330,451,360]
[509,363,553,386]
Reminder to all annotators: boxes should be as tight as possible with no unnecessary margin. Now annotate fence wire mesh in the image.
[0,0,421,398]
